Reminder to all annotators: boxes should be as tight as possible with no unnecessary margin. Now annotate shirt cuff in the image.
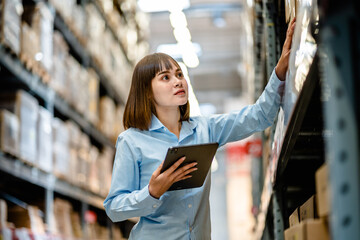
[136,184,163,211]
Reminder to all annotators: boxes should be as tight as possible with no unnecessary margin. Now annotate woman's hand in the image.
[148,157,198,199]
[275,17,296,81]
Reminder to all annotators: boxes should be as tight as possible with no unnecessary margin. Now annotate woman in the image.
[104,19,296,239]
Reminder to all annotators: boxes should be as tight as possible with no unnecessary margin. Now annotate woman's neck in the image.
[156,107,182,138]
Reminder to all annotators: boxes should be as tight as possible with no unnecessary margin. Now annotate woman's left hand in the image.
[275,17,296,81]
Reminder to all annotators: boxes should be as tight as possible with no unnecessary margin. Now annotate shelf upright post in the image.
[320,5,360,240]
[272,191,284,240]
[254,0,265,100]
[262,0,277,80]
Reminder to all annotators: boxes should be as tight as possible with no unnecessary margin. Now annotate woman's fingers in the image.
[174,165,198,182]
[173,162,198,180]
[166,156,186,174]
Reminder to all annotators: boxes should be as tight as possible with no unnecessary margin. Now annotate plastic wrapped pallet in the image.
[20,22,40,67]
[0,0,23,55]
[65,55,81,106]
[48,0,75,24]
[87,68,99,125]
[52,117,69,179]
[98,147,114,197]
[53,198,74,239]
[98,96,116,139]
[50,31,69,99]
[37,107,53,172]
[88,146,100,193]
[0,91,39,164]
[0,109,19,156]
[76,67,89,116]
[77,132,91,188]
[22,2,54,72]
[65,121,81,184]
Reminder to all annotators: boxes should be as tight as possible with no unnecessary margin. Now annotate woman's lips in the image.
[175,90,185,95]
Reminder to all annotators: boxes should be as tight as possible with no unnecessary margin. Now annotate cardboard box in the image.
[0,109,19,156]
[7,205,44,234]
[0,91,39,164]
[0,199,7,229]
[54,198,74,238]
[52,118,70,178]
[289,207,300,227]
[0,0,23,55]
[37,107,53,172]
[316,163,330,217]
[284,218,330,240]
[299,195,317,221]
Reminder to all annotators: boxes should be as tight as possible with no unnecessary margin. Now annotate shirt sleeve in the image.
[103,134,163,222]
[208,69,284,146]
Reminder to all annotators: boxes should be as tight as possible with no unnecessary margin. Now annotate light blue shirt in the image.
[104,70,283,240]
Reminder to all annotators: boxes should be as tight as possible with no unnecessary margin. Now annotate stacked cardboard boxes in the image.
[284,163,331,240]
[0,0,23,55]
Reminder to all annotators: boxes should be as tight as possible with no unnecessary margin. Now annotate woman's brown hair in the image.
[123,53,190,130]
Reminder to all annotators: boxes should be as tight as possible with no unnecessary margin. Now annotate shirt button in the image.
[153,204,157,208]
[188,204,192,208]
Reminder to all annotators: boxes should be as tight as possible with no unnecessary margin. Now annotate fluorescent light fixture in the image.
[173,27,192,42]
[137,0,190,13]
[156,43,202,59]
[169,11,187,28]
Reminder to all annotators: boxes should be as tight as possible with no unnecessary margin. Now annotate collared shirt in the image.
[104,70,283,240]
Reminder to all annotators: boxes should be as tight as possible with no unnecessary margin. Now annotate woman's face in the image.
[151,62,188,112]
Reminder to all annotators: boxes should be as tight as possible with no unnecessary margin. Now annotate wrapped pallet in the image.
[53,198,74,239]
[50,31,68,99]
[20,22,40,68]
[98,147,114,197]
[65,121,81,185]
[37,107,53,172]
[22,2,54,72]
[87,68,99,125]
[88,146,100,193]
[0,0,23,55]
[98,96,116,139]
[0,109,19,156]
[77,133,91,188]
[0,91,39,164]
[52,117,69,179]
[113,104,125,142]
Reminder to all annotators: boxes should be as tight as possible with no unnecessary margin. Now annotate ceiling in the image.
[147,0,247,113]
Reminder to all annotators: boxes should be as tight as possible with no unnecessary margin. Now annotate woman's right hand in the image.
[148,157,198,199]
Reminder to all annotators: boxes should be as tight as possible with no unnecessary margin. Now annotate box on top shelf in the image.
[22,2,55,73]
[37,107,53,173]
[316,163,330,217]
[282,0,318,131]
[0,0,23,55]
[0,90,39,165]
[52,117,70,179]
[0,109,19,157]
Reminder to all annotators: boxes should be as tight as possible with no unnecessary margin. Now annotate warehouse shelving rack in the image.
[252,0,360,239]
[0,0,138,238]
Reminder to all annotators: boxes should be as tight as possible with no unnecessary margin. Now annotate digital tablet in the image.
[160,142,219,191]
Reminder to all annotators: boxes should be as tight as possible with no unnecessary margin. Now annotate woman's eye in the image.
[177,73,183,78]
[162,75,169,80]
